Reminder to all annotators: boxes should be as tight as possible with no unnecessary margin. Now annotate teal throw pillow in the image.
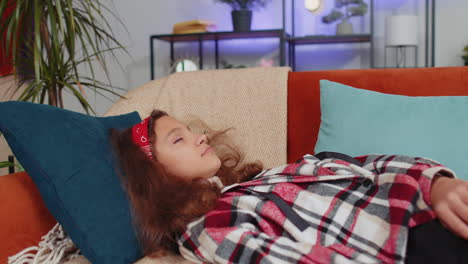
[0,101,142,263]
[315,80,468,180]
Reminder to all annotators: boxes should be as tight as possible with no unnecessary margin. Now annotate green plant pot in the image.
[336,19,353,35]
[231,10,252,32]
[465,60,468,66]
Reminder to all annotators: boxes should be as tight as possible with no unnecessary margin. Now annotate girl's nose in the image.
[197,133,207,145]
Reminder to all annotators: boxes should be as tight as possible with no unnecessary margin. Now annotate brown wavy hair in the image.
[110,110,263,257]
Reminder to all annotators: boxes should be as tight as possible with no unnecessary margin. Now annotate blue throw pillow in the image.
[0,101,142,263]
[315,80,468,180]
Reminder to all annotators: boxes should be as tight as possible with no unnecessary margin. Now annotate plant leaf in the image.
[0,0,130,114]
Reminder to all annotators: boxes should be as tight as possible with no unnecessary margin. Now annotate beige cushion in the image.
[63,254,194,264]
[134,255,195,264]
[63,256,92,264]
[105,66,290,169]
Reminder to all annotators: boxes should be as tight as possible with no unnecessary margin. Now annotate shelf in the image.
[151,29,287,42]
[150,0,379,78]
[150,29,288,80]
[150,0,436,78]
[287,34,372,45]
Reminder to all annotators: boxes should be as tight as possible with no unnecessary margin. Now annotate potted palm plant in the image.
[0,162,13,170]
[0,0,128,114]
[322,0,368,35]
[215,0,271,32]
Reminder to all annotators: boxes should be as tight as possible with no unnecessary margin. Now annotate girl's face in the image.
[153,116,221,180]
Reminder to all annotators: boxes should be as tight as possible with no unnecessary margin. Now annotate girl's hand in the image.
[430,176,468,240]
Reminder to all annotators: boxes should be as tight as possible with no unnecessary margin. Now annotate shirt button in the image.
[362,179,373,187]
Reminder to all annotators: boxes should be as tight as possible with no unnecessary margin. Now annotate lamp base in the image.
[384,45,418,68]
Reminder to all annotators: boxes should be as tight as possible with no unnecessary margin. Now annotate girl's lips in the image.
[202,146,213,156]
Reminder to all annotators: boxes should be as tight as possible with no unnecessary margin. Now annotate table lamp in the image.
[385,15,418,67]
[386,15,418,46]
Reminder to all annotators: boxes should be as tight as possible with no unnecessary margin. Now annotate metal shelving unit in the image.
[149,0,436,79]
[150,29,287,80]
[425,0,436,67]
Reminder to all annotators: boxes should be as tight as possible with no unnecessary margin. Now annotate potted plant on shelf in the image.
[322,0,368,35]
[215,0,271,32]
[463,45,468,66]
[0,0,128,114]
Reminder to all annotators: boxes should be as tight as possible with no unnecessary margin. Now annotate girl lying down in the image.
[111,110,468,264]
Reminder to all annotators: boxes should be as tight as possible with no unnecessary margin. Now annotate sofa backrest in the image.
[287,66,468,163]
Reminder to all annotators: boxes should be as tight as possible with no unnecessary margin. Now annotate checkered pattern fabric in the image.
[178,154,455,264]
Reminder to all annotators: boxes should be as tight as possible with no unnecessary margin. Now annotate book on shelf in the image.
[172,19,216,34]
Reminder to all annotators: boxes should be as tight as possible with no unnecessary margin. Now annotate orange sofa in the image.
[2,66,468,263]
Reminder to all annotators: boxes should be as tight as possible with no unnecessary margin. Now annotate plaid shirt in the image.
[178,154,455,264]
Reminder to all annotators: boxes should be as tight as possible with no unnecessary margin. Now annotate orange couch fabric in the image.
[287,66,468,163]
[0,171,56,263]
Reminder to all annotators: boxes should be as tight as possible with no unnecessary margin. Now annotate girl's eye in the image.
[173,138,183,144]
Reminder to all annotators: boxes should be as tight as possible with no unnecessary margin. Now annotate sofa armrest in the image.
[0,171,57,263]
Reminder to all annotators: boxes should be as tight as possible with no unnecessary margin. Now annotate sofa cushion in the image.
[315,80,468,180]
[0,101,142,264]
[0,171,56,264]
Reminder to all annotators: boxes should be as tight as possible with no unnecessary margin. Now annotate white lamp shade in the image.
[304,0,323,14]
[305,0,320,12]
[386,15,418,46]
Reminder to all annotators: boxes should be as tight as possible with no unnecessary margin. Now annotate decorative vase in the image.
[336,19,353,35]
[231,10,252,32]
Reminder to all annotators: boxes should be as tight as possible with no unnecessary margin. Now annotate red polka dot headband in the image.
[131,117,153,158]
